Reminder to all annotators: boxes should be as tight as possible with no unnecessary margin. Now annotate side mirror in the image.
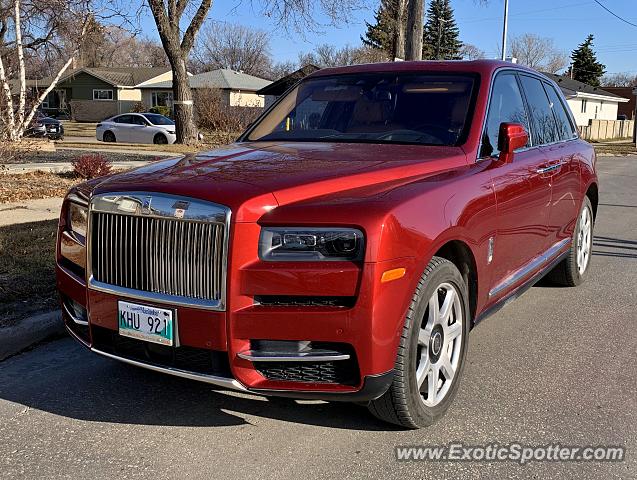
[497,122,528,163]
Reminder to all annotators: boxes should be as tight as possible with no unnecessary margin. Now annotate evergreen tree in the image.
[570,34,606,87]
[362,0,403,57]
[422,0,462,60]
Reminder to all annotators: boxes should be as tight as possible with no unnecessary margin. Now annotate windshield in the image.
[246,73,476,146]
[143,114,174,126]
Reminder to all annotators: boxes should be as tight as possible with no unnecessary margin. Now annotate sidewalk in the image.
[3,160,151,173]
[0,197,63,226]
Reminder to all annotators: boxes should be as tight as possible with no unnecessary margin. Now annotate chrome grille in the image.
[88,192,229,310]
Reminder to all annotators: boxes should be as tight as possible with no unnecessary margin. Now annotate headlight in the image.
[259,227,364,261]
[68,202,88,242]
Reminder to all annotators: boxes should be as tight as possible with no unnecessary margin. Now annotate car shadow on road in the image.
[0,339,401,431]
[592,235,637,259]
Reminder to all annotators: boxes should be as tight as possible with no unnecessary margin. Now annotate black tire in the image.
[547,196,594,287]
[154,133,168,145]
[103,131,116,143]
[368,256,470,429]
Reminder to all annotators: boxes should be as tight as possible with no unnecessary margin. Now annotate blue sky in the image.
[139,0,637,74]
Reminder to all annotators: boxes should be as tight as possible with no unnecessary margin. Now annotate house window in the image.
[93,89,113,101]
[581,99,587,113]
[151,91,173,108]
[600,101,603,111]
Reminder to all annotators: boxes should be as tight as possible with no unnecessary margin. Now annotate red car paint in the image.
[56,60,598,398]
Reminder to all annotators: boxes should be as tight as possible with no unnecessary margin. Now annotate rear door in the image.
[112,115,134,142]
[540,81,581,245]
[127,114,151,143]
[481,72,552,300]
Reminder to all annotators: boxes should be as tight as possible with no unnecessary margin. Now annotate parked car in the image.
[96,113,176,144]
[57,60,598,428]
[24,112,64,140]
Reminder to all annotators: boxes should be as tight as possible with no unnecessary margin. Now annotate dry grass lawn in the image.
[0,219,59,327]
[0,171,81,203]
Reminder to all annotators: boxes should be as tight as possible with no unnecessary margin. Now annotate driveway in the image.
[0,156,635,480]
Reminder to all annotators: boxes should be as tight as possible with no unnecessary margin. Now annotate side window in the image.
[115,115,133,124]
[130,115,146,126]
[519,75,558,146]
[544,83,577,141]
[481,73,530,157]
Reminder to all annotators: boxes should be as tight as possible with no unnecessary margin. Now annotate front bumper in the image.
[56,204,414,401]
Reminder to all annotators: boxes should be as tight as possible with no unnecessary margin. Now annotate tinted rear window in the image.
[519,75,559,146]
[544,83,577,141]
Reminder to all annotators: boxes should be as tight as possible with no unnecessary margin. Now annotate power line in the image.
[592,0,637,28]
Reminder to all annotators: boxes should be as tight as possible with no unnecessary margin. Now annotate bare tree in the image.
[601,72,637,87]
[460,43,485,60]
[0,0,93,141]
[510,33,568,73]
[298,44,389,68]
[404,0,423,60]
[146,0,211,144]
[191,21,272,77]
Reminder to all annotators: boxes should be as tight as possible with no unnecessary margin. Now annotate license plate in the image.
[118,301,174,346]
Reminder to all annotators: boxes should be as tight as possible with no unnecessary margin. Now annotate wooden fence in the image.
[578,119,634,141]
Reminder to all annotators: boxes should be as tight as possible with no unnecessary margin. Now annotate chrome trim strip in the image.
[237,350,351,362]
[536,161,563,174]
[88,279,225,310]
[86,191,231,311]
[489,238,570,298]
[67,192,89,207]
[61,230,85,247]
[91,348,248,391]
[62,300,88,326]
[65,324,90,348]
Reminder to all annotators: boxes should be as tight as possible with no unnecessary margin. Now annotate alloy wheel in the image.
[577,205,592,275]
[415,282,463,407]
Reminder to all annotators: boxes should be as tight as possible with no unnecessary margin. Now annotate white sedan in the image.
[96,113,177,144]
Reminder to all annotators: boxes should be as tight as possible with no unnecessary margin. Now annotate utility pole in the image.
[436,18,447,60]
[501,0,509,61]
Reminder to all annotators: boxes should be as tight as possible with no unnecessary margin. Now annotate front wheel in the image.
[368,257,470,428]
[153,133,168,145]
[547,197,594,286]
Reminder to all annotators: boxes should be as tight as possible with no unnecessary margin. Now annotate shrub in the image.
[149,105,171,117]
[194,88,262,135]
[131,102,145,113]
[71,153,112,179]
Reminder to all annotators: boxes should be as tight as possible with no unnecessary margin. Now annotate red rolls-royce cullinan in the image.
[56,60,598,428]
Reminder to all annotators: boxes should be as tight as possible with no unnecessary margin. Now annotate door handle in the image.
[536,160,562,174]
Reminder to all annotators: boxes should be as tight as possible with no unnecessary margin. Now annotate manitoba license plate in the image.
[118,301,174,346]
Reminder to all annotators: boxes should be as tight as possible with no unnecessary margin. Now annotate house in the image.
[600,86,636,120]
[543,73,630,126]
[139,69,272,108]
[256,64,320,107]
[50,67,174,121]
[19,67,174,121]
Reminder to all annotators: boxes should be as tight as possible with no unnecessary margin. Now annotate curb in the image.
[0,310,65,361]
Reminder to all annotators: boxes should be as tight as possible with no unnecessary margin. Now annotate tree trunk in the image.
[394,0,406,60]
[171,56,198,144]
[405,0,424,61]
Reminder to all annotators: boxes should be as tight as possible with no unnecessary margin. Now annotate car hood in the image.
[91,141,468,222]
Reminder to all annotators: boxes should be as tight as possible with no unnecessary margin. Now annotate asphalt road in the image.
[1,155,636,480]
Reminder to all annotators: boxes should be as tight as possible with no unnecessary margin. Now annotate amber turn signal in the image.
[381,267,406,283]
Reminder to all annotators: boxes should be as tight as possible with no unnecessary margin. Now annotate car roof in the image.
[307,59,539,79]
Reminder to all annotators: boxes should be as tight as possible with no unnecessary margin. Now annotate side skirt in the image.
[474,249,569,326]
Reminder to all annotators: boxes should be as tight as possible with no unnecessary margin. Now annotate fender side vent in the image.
[254,296,356,308]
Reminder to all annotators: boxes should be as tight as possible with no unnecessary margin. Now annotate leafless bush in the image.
[71,153,112,179]
[194,88,262,135]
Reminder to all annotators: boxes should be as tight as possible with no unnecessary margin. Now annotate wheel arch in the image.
[585,182,598,220]
[432,239,479,325]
